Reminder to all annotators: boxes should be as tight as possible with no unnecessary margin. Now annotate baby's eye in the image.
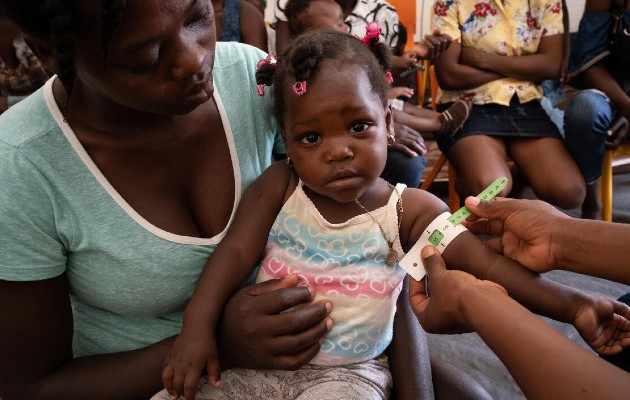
[349,122,373,133]
[299,133,320,144]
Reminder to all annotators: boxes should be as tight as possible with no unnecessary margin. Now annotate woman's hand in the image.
[409,246,507,334]
[459,47,490,69]
[388,86,414,100]
[571,294,630,355]
[413,29,452,61]
[605,114,629,150]
[217,274,332,371]
[463,197,568,273]
[391,121,427,157]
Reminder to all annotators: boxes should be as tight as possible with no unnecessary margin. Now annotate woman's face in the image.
[72,0,217,115]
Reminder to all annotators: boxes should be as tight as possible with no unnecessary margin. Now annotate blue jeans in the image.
[564,90,616,183]
[381,151,426,188]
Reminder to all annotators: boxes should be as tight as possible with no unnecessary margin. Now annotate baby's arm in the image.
[401,188,630,354]
[162,161,293,400]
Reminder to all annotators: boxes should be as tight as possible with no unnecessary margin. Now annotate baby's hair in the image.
[256,29,392,127]
[284,0,310,37]
[0,0,126,97]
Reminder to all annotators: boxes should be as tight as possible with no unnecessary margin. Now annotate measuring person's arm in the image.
[400,190,630,356]
[464,197,630,285]
[411,246,630,400]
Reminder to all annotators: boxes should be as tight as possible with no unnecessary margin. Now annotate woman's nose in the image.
[169,36,207,81]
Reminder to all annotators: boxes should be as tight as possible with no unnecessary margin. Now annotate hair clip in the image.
[257,54,277,69]
[293,81,307,95]
[356,21,382,47]
[385,71,393,84]
[256,55,278,96]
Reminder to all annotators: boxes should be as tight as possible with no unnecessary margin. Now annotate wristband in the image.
[398,212,467,280]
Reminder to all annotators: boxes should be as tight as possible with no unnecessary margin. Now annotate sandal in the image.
[436,100,472,138]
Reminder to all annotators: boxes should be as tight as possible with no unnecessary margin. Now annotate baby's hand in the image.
[572,294,630,356]
[162,324,221,400]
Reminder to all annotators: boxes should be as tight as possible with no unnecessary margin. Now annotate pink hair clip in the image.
[293,81,307,95]
[385,71,393,84]
[256,55,278,96]
[356,21,382,47]
[257,54,277,69]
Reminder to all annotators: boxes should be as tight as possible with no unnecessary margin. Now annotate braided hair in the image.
[256,29,392,128]
[0,0,126,97]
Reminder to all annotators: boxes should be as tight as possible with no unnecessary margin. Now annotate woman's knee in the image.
[564,90,614,135]
[536,178,586,210]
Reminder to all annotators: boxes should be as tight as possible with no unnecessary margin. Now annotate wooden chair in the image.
[600,144,630,221]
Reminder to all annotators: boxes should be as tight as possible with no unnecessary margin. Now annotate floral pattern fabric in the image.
[433,0,563,105]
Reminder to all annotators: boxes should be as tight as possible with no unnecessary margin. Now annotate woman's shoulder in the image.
[214,42,267,71]
[0,83,57,149]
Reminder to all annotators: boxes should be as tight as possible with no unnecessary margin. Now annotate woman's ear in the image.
[23,34,58,74]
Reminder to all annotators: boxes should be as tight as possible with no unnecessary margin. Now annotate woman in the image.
[0,1,489,399]
[432,0,585,209]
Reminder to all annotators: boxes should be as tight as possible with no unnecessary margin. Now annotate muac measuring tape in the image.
[399,177,509,281]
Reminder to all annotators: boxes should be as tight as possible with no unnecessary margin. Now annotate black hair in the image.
[256,29,392,128]
[284,0,310,37]
[0,0,126,97]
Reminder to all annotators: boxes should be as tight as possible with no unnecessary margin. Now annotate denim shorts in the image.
[435,96,562,154]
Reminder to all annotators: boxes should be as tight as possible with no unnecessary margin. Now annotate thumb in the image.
[464,196,510,220]
[421,245,446,277]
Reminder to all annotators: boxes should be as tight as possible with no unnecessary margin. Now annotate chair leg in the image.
[600,150,613,222]
[420,154,447,191]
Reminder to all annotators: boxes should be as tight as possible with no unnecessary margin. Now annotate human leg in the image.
[564,90,616,217]
[508,137,586,209]
[447,135,513,200]
[292,358,392,400]
[381,150,426,187]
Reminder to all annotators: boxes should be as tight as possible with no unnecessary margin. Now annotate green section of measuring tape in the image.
[447,177,509,226]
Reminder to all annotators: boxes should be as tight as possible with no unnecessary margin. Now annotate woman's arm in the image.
[0,277,173,400]
[240,0,268,52]
[412,246,630,400]
[582,62,630,119]
[458,34,564,82]
[433,42,504,90]
[464,196,630,285]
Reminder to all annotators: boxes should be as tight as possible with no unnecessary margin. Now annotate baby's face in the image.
[304,0,349,33]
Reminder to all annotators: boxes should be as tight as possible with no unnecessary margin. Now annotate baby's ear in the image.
[385,105,394,135]
[24,34,57,74]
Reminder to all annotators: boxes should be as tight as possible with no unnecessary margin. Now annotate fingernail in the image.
[421,245,437,259]
[465,196,480,206]
[308,286,315,297]
[325,301,332,313]
[326,318,333,331]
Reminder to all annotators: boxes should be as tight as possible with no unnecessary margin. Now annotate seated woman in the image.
[432,0,585,209]
[563,0,630,219]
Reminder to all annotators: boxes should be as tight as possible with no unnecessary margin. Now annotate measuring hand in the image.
[399,177,509,280]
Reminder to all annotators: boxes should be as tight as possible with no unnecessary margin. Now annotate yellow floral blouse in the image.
[433,0,563,105]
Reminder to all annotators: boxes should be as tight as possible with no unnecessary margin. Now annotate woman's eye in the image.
[299,133,320,144]
[187,2,213,27]
[350,122,372,133]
